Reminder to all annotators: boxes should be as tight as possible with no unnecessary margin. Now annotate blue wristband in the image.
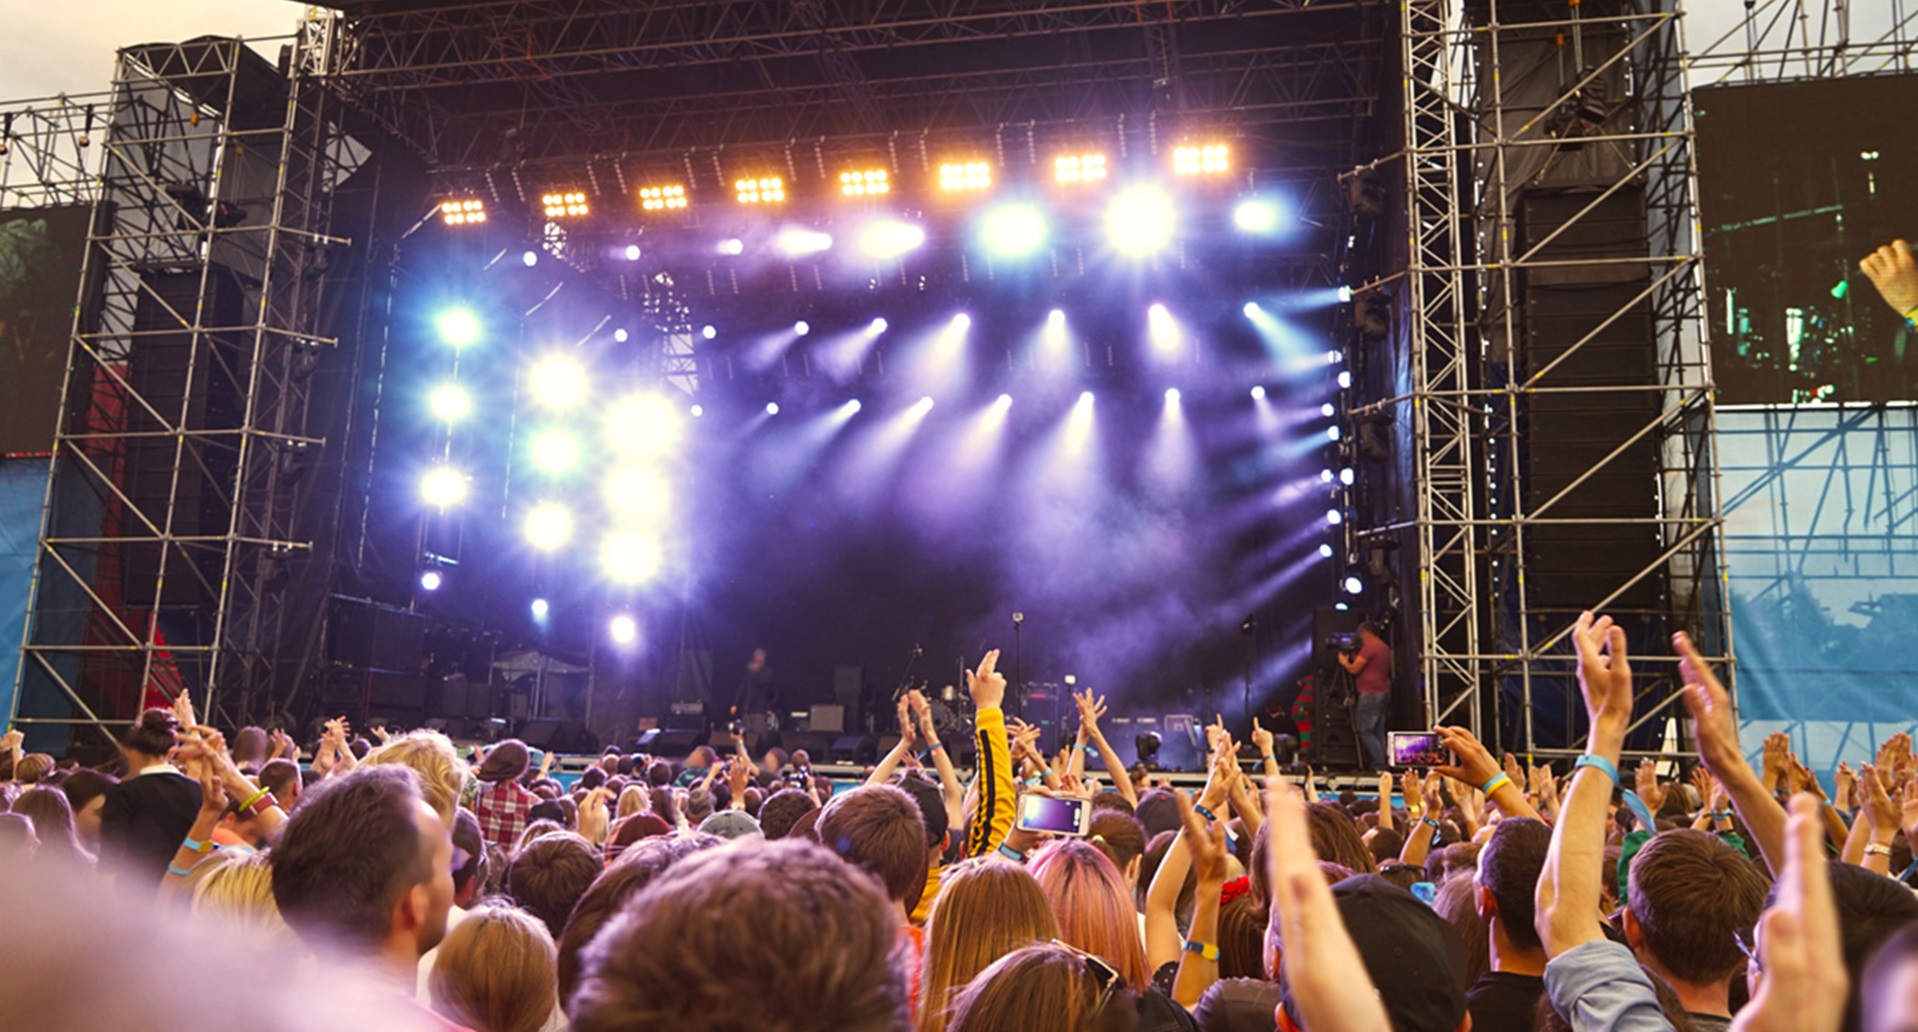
[1194,803,1220,823]
[1573,753,1620,785]
[998,843,1027,864]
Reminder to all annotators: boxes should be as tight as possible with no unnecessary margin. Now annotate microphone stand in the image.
[1012,612,1025,721]
[1241,616,1257,732]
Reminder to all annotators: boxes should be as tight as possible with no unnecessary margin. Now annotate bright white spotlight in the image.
[605,394,681,454]
[1319,543,1335,558]
[869,317,889,334]
[1337,285,1354,303]
[1233,199,1282,234]
[952,313,972,331]
[529,428,581,473]
[419,466,468,508]
[1338,371,1352,389]
[1321,469,1335,483]
[600,534,662,585]
[995,393,1013,408]
[528,354,588,408]
[765,402,780,416]
[522,250,539,267]
[1328,426,1342,441]
[1242,302,1261,320]
[980,203,1048,257]
[1328,351,1344,365]
[1321,403,1336,418]
[613,327,630,343]
[1344,575,1365,594]
[794,321,811,337]
[858,220,926,260]
[918,396,935,411]
[1339,468,1355,485]
[1327,509,1344,525]
[427,383,472,423]
[1165,387,1181,402]
[436,309,481,348]
[1105,185,1176,256]
[1048,309,1066,330]
[1250,385,1267,400]
[523,502,574,551]
[690,404,705,418]
[624,244,641,261]
[530,598,549,619]
[846,399,863,414]
[701,325,717,339]
[776,228,833,257]
[603,467,669,521]
[419,569,443,592]
[608,614,638,644]
[1079,391,1095,405]
[1148,303,1181,355]
[718,238,745,256]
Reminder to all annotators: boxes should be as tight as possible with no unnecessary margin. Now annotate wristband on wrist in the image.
[1480,773,1513,797]
[1573,753,1621,785]
[238,786,271,811]
[1194,803,1221,823]
[1263,754,1277,765]
[1905,305,1918,328]
[167,861,198,877]
[1867,843,1894,858]
[1183,940,1221,961]
[182,836,214,854]
[998,843,1027,864]
[1420,815,1441,830]
[926,741,944,752]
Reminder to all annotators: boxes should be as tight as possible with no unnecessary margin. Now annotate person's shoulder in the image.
[1136,984,1199,1032]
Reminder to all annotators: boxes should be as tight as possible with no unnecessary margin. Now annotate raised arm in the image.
[1170,792,1229,1009]
[1076,689,1137,808]
[1266,777,1392,1032]
[866,698,918,784]
[1677,631,1789,873]
[1435,725,1542,822]
[910,690,965,834]
[963,649,1016,858]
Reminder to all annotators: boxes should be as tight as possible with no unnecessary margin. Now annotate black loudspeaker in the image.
[520,719,598,755]
[831,735,878,764]
[635,728,701,757]
[332,599,428,672]
[1310,686,1361,769]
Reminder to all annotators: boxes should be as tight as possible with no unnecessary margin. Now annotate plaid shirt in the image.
[473,778,538,850]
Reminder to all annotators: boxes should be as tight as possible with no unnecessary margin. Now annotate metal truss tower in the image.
[11,28,363,746]
[1385,0,1727,757]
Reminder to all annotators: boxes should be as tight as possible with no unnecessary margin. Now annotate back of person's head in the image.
[817,783,926,906]
[644,760,671,786]
[578,766,606,792]
[1864,920,1918,1032]
[259,759,302,807]
[363,730,465,825]
[270,764,447,954]
[0,812,39,859]
[506,832,601,937]
[451,808,488,904]
[11,787,86,860]
[758,787,819,840]
[1432,869,1490,990]
[687,745,717,768]
[514,819,564,854]
[1280,875,1466,1032]
[1307,801,1378,874]
[946,942,1136,1032]
[527,799,571,830]
[920,857,1061,1032]
[119,709,178,759]
[648,786,677,825]
[231,726,268,768]
[684,788,715,825]
[191,849,287,941]
[1086,810,1147,886]
[1627,828,1769,985]
[1134,789,1182,839]
[1218,892,1268,981]
[892,772,948,849]
[1828,862,1918,1032]
[614,785,646,821]
[556,833,723,1009]
[1365,824,1405,866]
[570,838,907,1032]
[1090,790,1135,818]
[477,739,531,784]
[1030,838,1149,992]
[430,904,558,1032]
[57,768,115,817]
[14,753,54,784]
[1475,816,1551,952]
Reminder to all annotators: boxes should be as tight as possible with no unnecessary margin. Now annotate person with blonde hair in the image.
[917,857,1060,1032]
[362,729,468,827]
[1030,837,1196,1029]
[428,904,563,1032]
[190,849,288,942]
[613,785,647,822]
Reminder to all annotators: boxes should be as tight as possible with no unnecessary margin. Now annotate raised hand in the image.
[907,688,932,727]
[1266,778,1392,1032]
[0,728,22,753]
[1764,733,1792,790]
[1861,763,1900,838]
[1572,611,1632,731]
[1502,751,1525,787]
[172,688,197,732]
[1691,766,1717,811]
[578,786,611,844]
[1250,717,1274,758]
[1074,689,1108,736]
[196,752,228,818]
[1635,760,1668,814]
[1175,790,1229,886]
[967,649,1006,711]
[1433,725,1501,788]
[1861,239,1918,317]
[896,697,916,745]
[726,758,752,798]
[1675,632,1744,780]
[1731,795,1849,1032]
[1402,770,1425,813]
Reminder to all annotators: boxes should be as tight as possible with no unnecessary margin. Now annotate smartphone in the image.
[1016,794,1091,836]
[1387,731,1453,769]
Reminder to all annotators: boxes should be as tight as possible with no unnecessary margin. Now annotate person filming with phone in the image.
[1337,621,1393,771]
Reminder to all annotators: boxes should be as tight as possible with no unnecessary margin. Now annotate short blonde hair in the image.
[430,904,559,1032]
[362,730,466,826]
[615,785,647,822]
[191,850,288,941]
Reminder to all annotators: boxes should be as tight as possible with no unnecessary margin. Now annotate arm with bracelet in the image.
[160,754,230,899]
[911,690,966,835]
[1398,770,1440,868]
[1434,724,1542,822]
[1074,689,1137,808]
[1170,792,1229,1009]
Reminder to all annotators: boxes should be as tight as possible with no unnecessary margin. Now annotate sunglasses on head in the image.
[1049,939,1122,1016]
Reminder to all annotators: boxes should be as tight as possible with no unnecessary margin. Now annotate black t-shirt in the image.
[1467,970,1546,1032]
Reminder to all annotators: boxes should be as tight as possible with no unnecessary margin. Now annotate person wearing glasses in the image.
[946,941,1136,1032]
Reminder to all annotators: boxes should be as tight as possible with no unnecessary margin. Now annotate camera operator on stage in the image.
[1336,621,1392,770]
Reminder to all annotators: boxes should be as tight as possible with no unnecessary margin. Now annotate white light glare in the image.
[624,244,641,261]
[859,220,926,260]
[529,428,581,473]
[605,395,681,454]
[609,614,638,644]
[995,393,1013,408]
[419,466,468,508]
[1337,285,1354,303]
[869,318,889,334]
[523,502,574,551]
[1344,575,1364,594]
[1251,385,1267,400]
[419,570,443,592]
[436,309,481,348]
[600,534,662,585]
[1147,303,1180,354]
[530,598,550,619]
[701,325,717,340]
[603,467,670,522]
[1339,468,1355,485]
[1233,199,1283,234]
[1321,403,1336,418]
[765,402,781,416]
[980,204,1048,257]
[1165,387,1181,402]
[1242,302,1262,319]
[528,355,589,408]
[1321,469,1334,483]
[1338,371,1352,389]
[522,250,539,267]
[794,321,811,337]
[427,383,472,423]
[776,228,833,256]
[1105,185,1176,256]
[1328,426,1342,441]
[613,328,629,343]
[1318,543,1335,558]
[719,238,745,256]
[1326,509,1343,525]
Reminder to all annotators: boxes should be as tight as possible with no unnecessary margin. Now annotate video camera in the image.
[1321,631,1359,654]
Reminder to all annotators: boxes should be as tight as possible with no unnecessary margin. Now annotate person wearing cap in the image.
[698,809,762,841]
[1273,874,1470,1032]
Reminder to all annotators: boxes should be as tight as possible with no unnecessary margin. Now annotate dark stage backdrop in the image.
[0,205,90,453]
[1695,74,1918,404]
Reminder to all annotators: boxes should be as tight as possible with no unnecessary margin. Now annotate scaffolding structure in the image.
[10,28,364,747]
[1377,0,1728,757]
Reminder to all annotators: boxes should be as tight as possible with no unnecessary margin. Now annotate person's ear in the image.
[396,881,428,937]
[1475,883,1497,925]
[1621,906,1644,950]
[1125,855,1143,885]
[1455,1012,1473,1032]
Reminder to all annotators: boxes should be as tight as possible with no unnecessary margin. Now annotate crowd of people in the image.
[1,620,1916,1032]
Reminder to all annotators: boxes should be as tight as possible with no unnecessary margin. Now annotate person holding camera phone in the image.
[1337,621,1393,771]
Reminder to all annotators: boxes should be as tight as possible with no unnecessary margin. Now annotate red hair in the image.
[1028,837,1149,991]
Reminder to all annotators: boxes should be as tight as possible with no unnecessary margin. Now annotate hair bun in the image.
[139,708,181,734]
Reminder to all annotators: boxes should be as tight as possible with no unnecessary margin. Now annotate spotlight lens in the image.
[859,220,926,260]
[765,402,780,415]
[1339,468,1355,485]
[1048,309,1066,327]
[1234,199,1282,233]
[530,598,549,618]
[719,238,744,256]
[1321,403,1336,418]
[1321,469,1334,483]
[1165,387,1181,402]
[529,428,581,473]
[600,534,662,585]
[1104,185,1176,256]
[996,393,1013,407]
[794,321,810,336]
[919,396,935,410]
[776,229,833,257]
[1327,509,1343,525]
[614,328,630,343]
[690,404,705,418]
[419,570,443,592]
[1344,575,1364,594]
[847,399,862,414]
[605,394,681,455]
[624,244,641,261]
[1329,426,1342,441]
[1337,285,1354,303]
[701,325,717,340]
[1242,302,1261,319]
[436,309,481,348]
[1338,371,1352,389]
[603,467,670,521]
[609,614,638,644]
[427,383,472,423]
[952,313,971,330]
[1079,391,1095,404]
[528,355,589,408]
[870,318,888,333]
[522,250,539,267]
[980,203,1048,257]
[1251,385,1266,400]
[419,466,468,508]
[1319,543,1335,558]
[523,502,574,551]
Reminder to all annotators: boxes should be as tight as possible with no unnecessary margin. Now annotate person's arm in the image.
[1249,718,1280,782]
[1079,692,1137,809]
[1146,748,1232,971]
[1226,765,1263,842]
[963,650,1016,859]
[1435,725,1542,821]
[908,690,965,834]
[1336,650,1365,675]
[160,756,228,900]
[1375,772,1394,832]
[866,701,917,785]
[1857,763,1899,876]
[1170,792,1229,1009]
[577,786,611,847]
[1677,631,1790,873]
[1860,239,1918,323]
[1791,757,1853,852]
[1398,770,1438,868]
[1266,777,1392,1032]
[186,729,287,840]
[1732,794,1850,1032]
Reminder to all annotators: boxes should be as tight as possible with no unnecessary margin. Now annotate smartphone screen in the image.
[1017,794,1089,836]
[1387,731,1450,768]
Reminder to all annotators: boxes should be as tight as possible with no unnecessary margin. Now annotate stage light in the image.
[605,394,681,454]
[981,204,1047,257]
[1079,390,1095,405]
[1319,543,1335,558]
[529,428,581,474]
[1329,351,1344,365]
[794,320,811,336]
[522,250,539,267]
[690,405,705,418]
[735,176,786,205]
[858,220,925,260]
[603,467,669,521]
[765,402,780,416]
[951,313,972,331]
[996,393,1013,408]
[1106,186,1176,255]
[609,614,638,644]
[1328,426,1342,441]
[1338,371,1352,389]
[777,228,833,257]
[1250,385,1267,400]
[623,244,641,261]
[541,191,589,219]
[1340,468,1355,485]
[1327,509,1343,525]
[1147,303,1181,354]
[528,354,588,408]
[1337,285,1354,303]
[639,184,688,211]
[1344,575,1364,594]
[1173,143,1231,176]
[718,238,745,256]
[869,318,888,334]
[917,396,935,411]
[613,328,629,343]
[1321,403,1336,418]
[530,598,549,619]
[938,161,992,192]
[1242,301,1262,319]
[1048,309,1066,330]
[523,502,574,552]
[1335,602,1350,612]
[846,399,863,414]
[600,534,662,585]
[427,383,472,424]
[1165,387,1181,402]
[1054,153,1108,184]
[436,308,481,349]
[701,325,717,340]
[419,466,468,508]
[839,169,890,197]
[419,569,443,592]
[1321,469,1335,483]
[439,198,486,226]
[1233,198,1281,233]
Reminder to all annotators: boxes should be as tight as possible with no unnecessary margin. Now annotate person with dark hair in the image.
[1624,828,1770,1030]
[1863,920,1918,1032]
[818,783,927,919]
[1467,816,1553,1032]
[1305,800,1379,875]
[1136,789,1183,840]
[555,833,723,1009]
[258,758,302,812]
[12,786,93,868]
[1337,620,1393,770]
[1088,808,1149,894]
[230,726,268,773]
[507,832,601,938]
[270,765,454,985]
[473,739,539,851]
[54,767,115,852]
[947,942,1137,1032]
[569,838,907,1032]
[758,786,819,840]
[98,708,200,886]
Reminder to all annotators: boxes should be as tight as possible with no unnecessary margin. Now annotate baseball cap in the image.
[698,809,764,841]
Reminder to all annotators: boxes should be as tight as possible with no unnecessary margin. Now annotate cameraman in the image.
[1337,621,1393,770]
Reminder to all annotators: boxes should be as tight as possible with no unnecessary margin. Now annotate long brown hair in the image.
[430,904,559,1032]
[946,943,1135,1032]
[918,858,1060,1032]
[1029,838,1150,992]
